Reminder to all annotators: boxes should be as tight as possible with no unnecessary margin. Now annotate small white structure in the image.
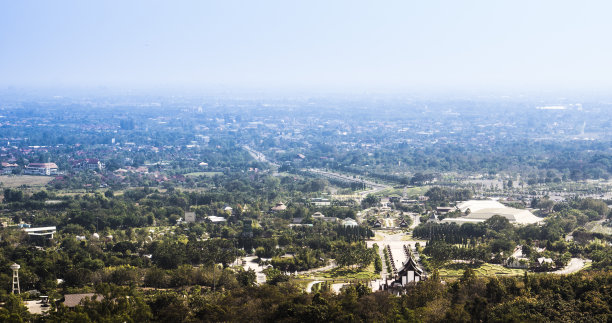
[311,198,331,206]
[342,218,358,227]
[537,257,554,266]
[206,216,227,223]
[11,263,20,294]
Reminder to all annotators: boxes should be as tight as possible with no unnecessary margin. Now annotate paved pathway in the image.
[297,261,337,276]
[242,256,268,284]
[305,280,324,293]
[410,213,420,229]
[553,258,590,275]
[367,231,427,275]
[304,168,390,199]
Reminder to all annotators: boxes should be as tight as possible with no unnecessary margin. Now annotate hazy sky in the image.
[1,1,611,93]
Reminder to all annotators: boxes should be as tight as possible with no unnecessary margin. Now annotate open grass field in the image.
[584,221,612,235]
[438,262,526,279]
[302,264,379,282]
[378,186,429,197]
[184,172,223,178]
[0,175,53,188]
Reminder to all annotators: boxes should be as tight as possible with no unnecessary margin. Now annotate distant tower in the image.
[10,263,20,294]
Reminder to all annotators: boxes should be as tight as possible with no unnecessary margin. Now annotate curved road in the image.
[553,258,590,275]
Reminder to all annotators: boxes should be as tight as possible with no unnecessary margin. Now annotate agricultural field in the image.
[0,175,53,188]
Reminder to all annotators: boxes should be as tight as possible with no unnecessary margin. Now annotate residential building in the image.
[1,162,18,175]
[23,163,58,176]
[71,158,103,171]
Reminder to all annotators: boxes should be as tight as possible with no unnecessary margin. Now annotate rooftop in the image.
[63,293,104,307]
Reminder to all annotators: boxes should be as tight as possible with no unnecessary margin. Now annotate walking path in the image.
[297,261,337,276]
[305,280,324,293]
[242,256,268,284]
[553,258,590,275]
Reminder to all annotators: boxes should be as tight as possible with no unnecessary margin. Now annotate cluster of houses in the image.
[1,162,60,176]
[1,159,104,176]
[503,244,555,270]
[1,162,18,174]
[70,158,103,171]
[290,211,358,227]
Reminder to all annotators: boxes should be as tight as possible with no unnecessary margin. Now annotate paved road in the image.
[242,256,268,284]
[25,300,49,315]
[304,168,390,199]
[410,213,420,229]
[305,280,324,293]
[366,231,427,273]
[297,260,337,276]
[553,258,590,275]
[243,145,279,167]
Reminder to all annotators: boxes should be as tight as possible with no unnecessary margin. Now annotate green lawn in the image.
[437,262,526,278]
[305,264,379,281]
[378,186,429,197]
[584,221,612,235]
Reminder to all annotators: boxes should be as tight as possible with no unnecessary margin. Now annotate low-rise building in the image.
[206,215,227,223]
[71,158,103,171]
[1,162,18,174]
[342,217,358,227]
[24,163,58,176]
[311,212,338,222]
[63,293,104,307]
[270,202,287,212]
[311,197,331,206]
[440,199,543,225]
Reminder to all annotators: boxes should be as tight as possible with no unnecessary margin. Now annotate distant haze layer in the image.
[1,1,612,93]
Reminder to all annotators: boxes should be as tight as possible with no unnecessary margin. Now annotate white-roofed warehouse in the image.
[456,200,506,213]
[442,200,543,225]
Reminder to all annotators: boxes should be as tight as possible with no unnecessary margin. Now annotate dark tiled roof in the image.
[63,293,104,307]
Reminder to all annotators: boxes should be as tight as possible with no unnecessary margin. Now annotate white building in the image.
[441,199,543,225]
[342,218,358,227]
[23,163,58,176]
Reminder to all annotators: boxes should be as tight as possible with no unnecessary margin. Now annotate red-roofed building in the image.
[1,162,18,175]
